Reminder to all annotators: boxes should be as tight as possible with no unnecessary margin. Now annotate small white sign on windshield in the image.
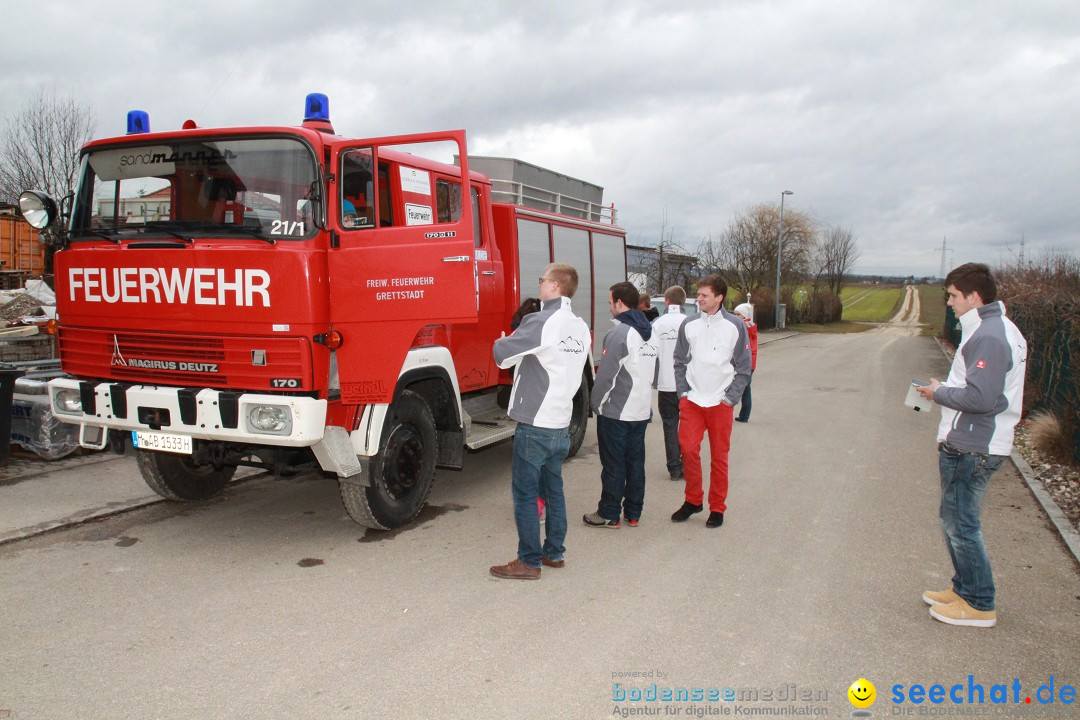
[399,166,431,196]
[89,146,176,181]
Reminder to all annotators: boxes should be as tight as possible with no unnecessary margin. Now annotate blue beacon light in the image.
[302,93,334,133]
[127,110,150,135]
[304,93,329,122]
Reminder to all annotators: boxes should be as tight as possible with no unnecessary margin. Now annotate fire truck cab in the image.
[19,94,628,529]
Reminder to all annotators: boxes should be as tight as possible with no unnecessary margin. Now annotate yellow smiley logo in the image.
[848,678,876,708]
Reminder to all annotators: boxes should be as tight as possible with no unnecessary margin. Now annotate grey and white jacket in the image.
[652,305,688,393]
[935,301,1027,456]
[493,296,590,429]
[592,310,658,422]
[674,307,752,408]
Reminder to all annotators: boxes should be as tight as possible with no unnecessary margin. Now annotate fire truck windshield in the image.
[71,137,320,241]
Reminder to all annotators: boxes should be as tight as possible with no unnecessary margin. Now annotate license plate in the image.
[131,430,192,455]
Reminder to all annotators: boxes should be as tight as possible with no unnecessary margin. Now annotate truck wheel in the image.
[340,389,438,529]
[136,449,235,501]
[567,376,589,458]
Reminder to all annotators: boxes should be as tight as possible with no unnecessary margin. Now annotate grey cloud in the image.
[2,0,1077,274]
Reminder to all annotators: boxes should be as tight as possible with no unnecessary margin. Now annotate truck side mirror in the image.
[18,190,58,230]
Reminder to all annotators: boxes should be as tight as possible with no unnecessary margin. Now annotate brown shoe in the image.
[489,558,541,580]
[541,556,565,568]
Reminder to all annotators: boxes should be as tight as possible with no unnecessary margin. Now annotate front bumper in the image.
[48,378,327,449]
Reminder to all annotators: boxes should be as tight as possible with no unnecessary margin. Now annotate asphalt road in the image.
[1,328,1078,720]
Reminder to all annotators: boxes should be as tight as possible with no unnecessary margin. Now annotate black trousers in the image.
[657,390,683,475]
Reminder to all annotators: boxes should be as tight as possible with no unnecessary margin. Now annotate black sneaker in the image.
[706,512,725,528]
[671,502,703,522]
[669,469,684,480]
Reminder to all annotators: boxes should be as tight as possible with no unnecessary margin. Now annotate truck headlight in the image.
[53,388,83,415]
[247,405,292,435]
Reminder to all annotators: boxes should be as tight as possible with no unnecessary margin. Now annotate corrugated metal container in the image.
[0,214,47,275]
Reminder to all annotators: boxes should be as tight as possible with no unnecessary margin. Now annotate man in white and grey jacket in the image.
[653,285,691,480]
[671,274,752,529]
[916,263,1027,627]
[489,263,590,580]
[583,282,659,528]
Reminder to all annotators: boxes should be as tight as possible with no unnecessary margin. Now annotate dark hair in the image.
[610,281,640,310]
[697,274,728,300]
[944,263,997,303]
[510,297,541,329]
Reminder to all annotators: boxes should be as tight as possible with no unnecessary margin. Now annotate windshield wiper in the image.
[142,223,192,243]
[70,228,121,244]
[217,226,277,245]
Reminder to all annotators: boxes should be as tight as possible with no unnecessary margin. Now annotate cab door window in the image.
[436,179,482,247]
[377,164,394,226]
[340,149,374,229]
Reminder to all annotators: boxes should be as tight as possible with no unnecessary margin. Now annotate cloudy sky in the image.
[2,0,1077,276]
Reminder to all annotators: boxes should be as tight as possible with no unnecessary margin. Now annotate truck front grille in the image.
[58,328,312,392]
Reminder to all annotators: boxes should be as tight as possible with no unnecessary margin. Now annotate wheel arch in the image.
[391,350,464,470]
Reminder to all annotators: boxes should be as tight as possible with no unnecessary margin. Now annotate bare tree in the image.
[814,224,860,295]
[704,203,817,298]
[632,208,699,295]
[0,88,96,204]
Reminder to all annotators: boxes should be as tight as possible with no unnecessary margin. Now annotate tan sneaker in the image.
[929,598,997,627]
[922,588,961,606]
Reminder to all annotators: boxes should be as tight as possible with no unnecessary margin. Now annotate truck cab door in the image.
[327,131,477,404]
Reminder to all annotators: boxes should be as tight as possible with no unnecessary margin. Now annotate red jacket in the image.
[742,319,758,370]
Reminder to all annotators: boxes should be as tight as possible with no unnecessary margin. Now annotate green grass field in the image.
[916,283,947,337]
[787,321,876,334]
[838,285,904,322]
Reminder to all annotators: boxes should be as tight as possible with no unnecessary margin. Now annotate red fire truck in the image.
[19,94,627,529]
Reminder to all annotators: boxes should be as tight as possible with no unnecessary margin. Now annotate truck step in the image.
[463,393,516,450]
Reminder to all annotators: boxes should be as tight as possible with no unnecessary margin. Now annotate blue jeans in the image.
[736,369,753,421]
[596,415,648,521]
[511,423,570,567]
[938,443,1006,611]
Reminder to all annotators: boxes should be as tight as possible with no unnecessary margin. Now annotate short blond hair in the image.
[664,285,686,305]
[546,263,579,298]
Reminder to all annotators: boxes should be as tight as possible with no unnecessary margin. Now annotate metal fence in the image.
[488,179,618,225]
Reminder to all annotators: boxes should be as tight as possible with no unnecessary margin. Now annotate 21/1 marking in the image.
[271,221,304,235]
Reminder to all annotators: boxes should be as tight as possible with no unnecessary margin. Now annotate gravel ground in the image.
[1014,424,1080,532]
[0,293,44,322]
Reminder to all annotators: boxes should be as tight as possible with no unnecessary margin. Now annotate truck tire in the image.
[136,448,235,501]
[567,375,589,458]
[340,389,438,530]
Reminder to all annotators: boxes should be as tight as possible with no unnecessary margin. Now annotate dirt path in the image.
[876,284,922,336]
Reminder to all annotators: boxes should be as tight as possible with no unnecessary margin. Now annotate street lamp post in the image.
[774,190,793,328]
